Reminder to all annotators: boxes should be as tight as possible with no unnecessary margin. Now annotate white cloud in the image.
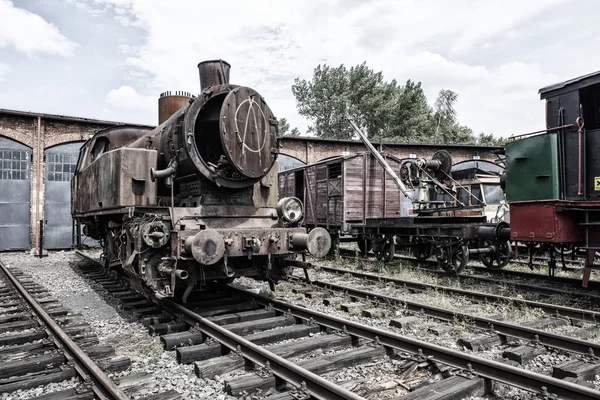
[0,0,76,56]
[105,85,154,110]
[66,0,598,137]
[0,63,10,82]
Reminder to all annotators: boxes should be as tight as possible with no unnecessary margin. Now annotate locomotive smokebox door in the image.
[220,87,278,179]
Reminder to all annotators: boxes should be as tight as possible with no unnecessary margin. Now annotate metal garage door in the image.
[44,142,83,249]
[0,137,31,250]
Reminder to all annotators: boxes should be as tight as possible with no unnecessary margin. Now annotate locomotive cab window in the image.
[581,83,600,131]
[91,137,109,160]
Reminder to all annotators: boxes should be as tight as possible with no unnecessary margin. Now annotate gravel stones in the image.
[0,251,237,400]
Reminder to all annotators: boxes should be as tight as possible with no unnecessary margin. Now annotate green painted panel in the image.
[505,133,559,201]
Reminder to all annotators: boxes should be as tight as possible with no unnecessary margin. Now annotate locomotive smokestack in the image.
[197,59,231,91]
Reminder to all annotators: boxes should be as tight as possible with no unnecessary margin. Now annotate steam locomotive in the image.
[71,60,331,302]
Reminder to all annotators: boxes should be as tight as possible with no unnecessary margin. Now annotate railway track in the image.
[337,248,600,301]
[0,259,146,399]
[288,270,600,357]
[75,251,367,400]
[75,251,600,400]
[309,264,600,324]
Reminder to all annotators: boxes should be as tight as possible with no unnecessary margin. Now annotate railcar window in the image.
[433,190,453,204]
[483,184,504,204]
[471,185,483,205]
[328,163,342,179]
[457,187,469,206]
[0,149,29,180]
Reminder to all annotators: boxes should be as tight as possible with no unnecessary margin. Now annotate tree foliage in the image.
[291,62,504,145]
[277,117,301,137]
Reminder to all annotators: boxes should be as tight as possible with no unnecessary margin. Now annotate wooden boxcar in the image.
[278,153,413,234]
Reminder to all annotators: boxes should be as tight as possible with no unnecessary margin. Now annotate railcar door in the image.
[0,137,31,250]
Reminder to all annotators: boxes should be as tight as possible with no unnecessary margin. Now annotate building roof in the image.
[278,134,502,150]
[0,108,154,128]
[0,107,503,150]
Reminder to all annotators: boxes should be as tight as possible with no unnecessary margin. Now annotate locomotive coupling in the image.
[289,227,332,258]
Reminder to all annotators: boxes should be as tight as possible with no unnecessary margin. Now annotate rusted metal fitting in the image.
[289,227,331,258]
[184,229,225,265]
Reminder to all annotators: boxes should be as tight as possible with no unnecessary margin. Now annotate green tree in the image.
[476,132,506,146]
[292,62,399,140]
[291,61,507,145]
[277,117,302,137]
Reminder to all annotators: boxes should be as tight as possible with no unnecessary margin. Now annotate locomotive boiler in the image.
[71,60,331,302]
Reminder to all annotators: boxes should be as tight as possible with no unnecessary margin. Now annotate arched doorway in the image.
[44,142,84,249]
[0,137,31,250]
[277,154,306,172]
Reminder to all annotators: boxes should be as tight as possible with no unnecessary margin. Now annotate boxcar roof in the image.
[539,70,600,99]
[278,152,405,174]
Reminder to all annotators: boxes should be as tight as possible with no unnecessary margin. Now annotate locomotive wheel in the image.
[441,245,469,274]
[376,239,396,263]
[357,235,372,256]
[413,238,433,261]
[481,241,511,270]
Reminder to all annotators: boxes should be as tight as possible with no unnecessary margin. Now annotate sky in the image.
[0,0,599,138]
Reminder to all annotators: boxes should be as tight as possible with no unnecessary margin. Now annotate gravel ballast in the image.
[0,250,237,400]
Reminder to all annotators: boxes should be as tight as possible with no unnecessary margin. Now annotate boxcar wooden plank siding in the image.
[279,152,409,232]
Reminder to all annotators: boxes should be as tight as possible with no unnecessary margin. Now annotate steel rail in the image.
[393,253,600,290]
[0,260,129,400]
[230,286,600,400]
[315,265,600,322]
[301,277,600,356]
[467,264,600,290]
[385,253,600,298]
[74,251,365,400]
[159,299,365,400]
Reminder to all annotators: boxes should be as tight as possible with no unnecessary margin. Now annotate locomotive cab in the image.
[504,71,600,278]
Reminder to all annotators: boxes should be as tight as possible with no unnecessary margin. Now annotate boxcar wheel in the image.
[481,241,511,270]
[442,245,469,274]
[376,239,395,263]
[413,238,433,261]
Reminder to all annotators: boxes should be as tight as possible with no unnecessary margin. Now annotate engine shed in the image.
[0,107,501,254]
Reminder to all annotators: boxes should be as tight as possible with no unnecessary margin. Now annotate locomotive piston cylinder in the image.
[475,222,511,242]
[289,227,332,258]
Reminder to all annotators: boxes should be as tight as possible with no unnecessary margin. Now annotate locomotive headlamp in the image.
[277,197,303,223]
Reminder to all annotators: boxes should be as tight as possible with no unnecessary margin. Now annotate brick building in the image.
[0,108,501,252]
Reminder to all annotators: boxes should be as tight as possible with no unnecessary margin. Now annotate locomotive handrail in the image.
[508,123,574,140]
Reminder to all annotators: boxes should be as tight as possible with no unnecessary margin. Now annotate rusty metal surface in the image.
[509,202,584,243]
[198,59,231,90]
[72,148,157,214]
[220,87,278,180]
[158,91,192,125]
